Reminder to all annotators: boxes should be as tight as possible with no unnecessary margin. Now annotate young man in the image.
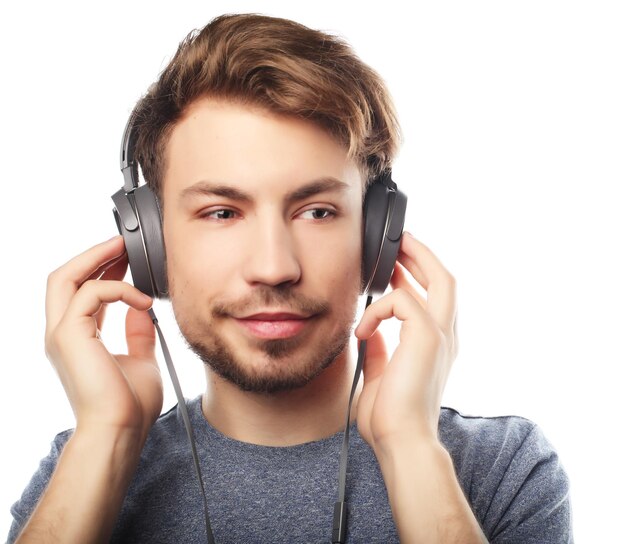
[8,13,572,543]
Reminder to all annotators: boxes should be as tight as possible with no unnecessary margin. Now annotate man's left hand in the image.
[355,232,459,456]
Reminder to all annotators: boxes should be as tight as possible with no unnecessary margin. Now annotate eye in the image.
[299,208,336,221]
[200,208,239,221]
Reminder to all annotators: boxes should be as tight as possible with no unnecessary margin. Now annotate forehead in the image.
[162,98,363,201]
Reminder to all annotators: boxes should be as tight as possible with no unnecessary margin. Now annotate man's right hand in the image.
[14,236,164,543]
[44,235,163,442]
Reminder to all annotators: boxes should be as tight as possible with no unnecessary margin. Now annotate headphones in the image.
[111,109,407,298]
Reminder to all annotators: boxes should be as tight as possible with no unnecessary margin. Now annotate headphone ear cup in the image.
[113,201,155,298]
[133,185,169,298]
[362,181,388,294]
[362,176,407,296]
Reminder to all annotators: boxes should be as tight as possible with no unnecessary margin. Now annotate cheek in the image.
[163,220,227,300]
[163,221,187,296]
[305,229,362,293]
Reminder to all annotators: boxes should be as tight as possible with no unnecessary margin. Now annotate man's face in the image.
[161,98,364,394]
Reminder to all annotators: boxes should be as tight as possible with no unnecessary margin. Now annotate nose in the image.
[242,214,302,287]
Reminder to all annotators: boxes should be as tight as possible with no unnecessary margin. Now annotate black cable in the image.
[149,309,216,544]
[332,294,373,543]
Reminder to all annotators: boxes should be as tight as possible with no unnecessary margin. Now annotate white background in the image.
[1,1,624,541]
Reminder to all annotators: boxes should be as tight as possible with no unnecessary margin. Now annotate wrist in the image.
[371,421,443,461]
[71,424,148,467]
[374,432,450,475]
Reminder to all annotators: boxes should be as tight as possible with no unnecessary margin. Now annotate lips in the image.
[234,311,313,339]
[243,312,309,320]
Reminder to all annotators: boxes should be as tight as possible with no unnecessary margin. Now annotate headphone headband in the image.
[120,109,140,192]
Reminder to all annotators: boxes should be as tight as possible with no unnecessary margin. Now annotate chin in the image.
[185,322,351,395]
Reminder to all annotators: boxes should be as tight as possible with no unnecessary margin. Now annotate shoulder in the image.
[131,396,202,474]
[437,405,570,495]
[438,407,573,543]
[145,398,195,446]
[438,406,552,461]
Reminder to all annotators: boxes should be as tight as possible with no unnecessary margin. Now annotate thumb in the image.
[361,329,388,384]
[126,307,156,359]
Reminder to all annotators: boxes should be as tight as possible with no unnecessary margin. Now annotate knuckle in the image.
[444,272,457,290]
[80,278,115,297]
[395,287,422,309]
[81,279,99,291]
[46,268,60,288]
[395,287,409,298]
[392,287,411,302]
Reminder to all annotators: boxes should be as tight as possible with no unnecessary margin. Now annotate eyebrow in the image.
[179,177,351,205]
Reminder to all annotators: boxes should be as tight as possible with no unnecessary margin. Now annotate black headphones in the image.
[111,109,407,298]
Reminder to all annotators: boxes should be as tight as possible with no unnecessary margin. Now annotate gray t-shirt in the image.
[8,396,573,543]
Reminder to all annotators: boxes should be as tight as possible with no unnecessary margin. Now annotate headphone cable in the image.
[149,308,216,544]
[332,294,373,544]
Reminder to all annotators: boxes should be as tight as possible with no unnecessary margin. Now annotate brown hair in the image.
[132,13,402,201]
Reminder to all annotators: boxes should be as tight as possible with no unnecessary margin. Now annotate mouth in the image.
[233,312,316,340]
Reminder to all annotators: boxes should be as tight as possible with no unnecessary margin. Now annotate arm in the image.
[14,236,163,543]
[355,233,487,542]
[15,427,144,543]
[375,436,487,543]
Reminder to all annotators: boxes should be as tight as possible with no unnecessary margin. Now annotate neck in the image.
[201,349,361,446]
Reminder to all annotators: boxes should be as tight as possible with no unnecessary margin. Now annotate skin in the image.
[161,98,364,445]
[17,97,487,542]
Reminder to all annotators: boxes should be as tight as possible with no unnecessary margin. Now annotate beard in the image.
[176,283,359,394]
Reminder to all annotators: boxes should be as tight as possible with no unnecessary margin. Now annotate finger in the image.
[125,307,156,360]
[355,288,431,340]
[361,329,388,384]
[390,263,426,310]
[396,238,428,287]
[398,233,457,334]
[46,236,126,331]
[91,254,129,331]
[93,254,130,331]
[87,251,128,282]
[63,280,152,331]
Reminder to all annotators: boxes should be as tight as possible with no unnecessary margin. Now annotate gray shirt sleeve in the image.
[486,423,573,543]
[439,409,573,543]
[6,430,72,544]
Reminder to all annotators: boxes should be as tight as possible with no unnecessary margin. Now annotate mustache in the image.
[211,286,330,318]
